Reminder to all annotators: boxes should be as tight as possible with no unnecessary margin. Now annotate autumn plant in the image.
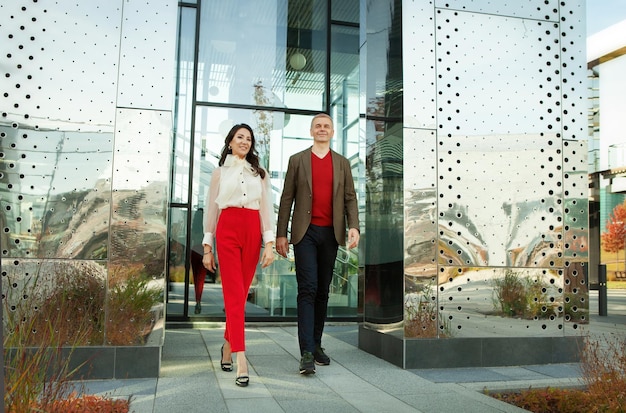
[3,279,130,412]
[489,334,626,413]
[4,302,79,412]
[601,200,626,280]
[491,386,593,412]
[4,328,131,413]
[578,333,626,411]
[601,200,626,254]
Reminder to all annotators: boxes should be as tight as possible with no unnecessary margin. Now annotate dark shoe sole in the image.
[299,368,316,375]
[314,360,330,366]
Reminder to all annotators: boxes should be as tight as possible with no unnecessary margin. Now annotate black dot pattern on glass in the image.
[403,3,587,338]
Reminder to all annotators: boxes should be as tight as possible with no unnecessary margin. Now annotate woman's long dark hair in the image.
[218,123,265,179]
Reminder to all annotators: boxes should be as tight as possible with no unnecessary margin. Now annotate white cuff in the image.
[202,233,214,250]
[262,230,275,246]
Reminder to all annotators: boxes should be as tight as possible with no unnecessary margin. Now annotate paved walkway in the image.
[78,291,626,413]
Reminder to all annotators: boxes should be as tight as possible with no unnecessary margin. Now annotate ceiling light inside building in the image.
[289,52,306,70]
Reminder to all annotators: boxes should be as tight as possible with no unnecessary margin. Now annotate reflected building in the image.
[1,0,588,376]
[587,19,626,287]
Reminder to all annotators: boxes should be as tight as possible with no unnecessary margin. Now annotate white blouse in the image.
[202,155,275,250]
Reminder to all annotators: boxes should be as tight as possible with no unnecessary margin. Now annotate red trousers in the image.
[216,208,261,352]
[190,249,206,302]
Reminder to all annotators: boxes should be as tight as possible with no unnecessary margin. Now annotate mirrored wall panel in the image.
[2,259,108,346]
[402,0,436,129]
[1,0,176,350]
[0,127,112,259]
[434,0,560,20]
[436,9,563,268]
[399,1,589,339]
[403,128,437,337]
[117,0,177,110]
[438,267,565,338]
[363,0,404,326]
[563,139,590,333]
[364,119,404,325]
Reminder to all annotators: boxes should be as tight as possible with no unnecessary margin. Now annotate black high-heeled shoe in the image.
[220,344,233,372]
[235,357,249,387]
[235,375,249,387]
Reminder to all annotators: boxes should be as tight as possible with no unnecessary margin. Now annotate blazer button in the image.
[307,211,310,214]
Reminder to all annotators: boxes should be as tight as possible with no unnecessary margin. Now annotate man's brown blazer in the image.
[277,147,359,246]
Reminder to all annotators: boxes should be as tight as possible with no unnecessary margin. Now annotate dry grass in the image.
[3,305,131,413]
[3,262,150,412]
[105,264,162,345]
[489,334,626,412]
[33,393,131,413]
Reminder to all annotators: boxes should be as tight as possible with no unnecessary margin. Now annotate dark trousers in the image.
[293,224,338,355]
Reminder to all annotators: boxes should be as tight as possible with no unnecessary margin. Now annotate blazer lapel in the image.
[302,148,313,192]
[331,150,340,196]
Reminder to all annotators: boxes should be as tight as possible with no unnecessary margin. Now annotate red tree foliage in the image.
[601,201,626,253]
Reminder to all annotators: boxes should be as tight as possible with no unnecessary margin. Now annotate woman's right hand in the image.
[203,251,216,272]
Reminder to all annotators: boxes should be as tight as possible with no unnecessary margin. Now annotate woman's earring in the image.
[228,146,232,152]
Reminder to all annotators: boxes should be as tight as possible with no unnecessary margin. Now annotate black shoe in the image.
[235,375,249,387]
[299,351,315,375]
[220,344,233,372]
[194,302,201,314]
[313,346,330,366]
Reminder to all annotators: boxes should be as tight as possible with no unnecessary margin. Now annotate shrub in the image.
[3,261,154,411]
[492,387,593,413]
[106,264,163,345]
[39,393,131,413]
[405,281,452,338]
[4,261,162,347]
[28,263,106,346]
[489,334,626,412]
[491,269,551,319]
[3,293,130,412]
[492,269,528,317]
[579,334,626,411]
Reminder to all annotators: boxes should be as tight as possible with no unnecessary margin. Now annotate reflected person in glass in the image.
[276,113,360,375]
[202,123,275,387]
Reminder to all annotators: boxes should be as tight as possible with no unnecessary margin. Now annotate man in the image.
[276,113,360,375]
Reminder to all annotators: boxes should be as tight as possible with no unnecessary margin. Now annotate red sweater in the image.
[311,151,333,226]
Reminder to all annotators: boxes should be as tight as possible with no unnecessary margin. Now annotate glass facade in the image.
[1,0,590,374]
[168,0,364,320]
[169,0,590,344]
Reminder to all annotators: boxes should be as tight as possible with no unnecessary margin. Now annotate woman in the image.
[202,124,275,387]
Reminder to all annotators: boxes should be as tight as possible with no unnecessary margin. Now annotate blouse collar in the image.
[224,154,250,168]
